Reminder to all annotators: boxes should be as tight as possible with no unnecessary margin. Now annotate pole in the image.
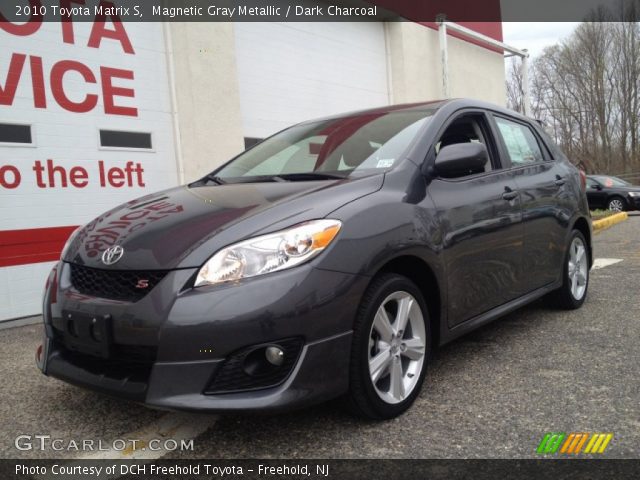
[439,19,531,112]
[437,16,450,98]
[521,50,531,117]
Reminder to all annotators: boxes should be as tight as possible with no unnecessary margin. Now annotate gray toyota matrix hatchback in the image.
[38,99,592,419]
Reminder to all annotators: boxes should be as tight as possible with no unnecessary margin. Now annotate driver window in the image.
[436,115,493,173]
[586,178,600,189]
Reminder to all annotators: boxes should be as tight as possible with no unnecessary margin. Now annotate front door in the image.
[586,177,606,209]
[427,112,524,328]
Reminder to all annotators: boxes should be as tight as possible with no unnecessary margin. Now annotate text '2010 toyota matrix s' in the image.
[38,99,592,419]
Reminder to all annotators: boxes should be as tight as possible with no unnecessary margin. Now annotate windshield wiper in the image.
[269,172,346,182]
[198,172,344,185]
[204,174,226,185]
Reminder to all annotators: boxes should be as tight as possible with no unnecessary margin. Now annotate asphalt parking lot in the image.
[1,213,639,460]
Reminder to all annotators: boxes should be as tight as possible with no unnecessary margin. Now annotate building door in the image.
[234,22,390,143]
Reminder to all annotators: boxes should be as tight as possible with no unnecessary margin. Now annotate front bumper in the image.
[628,195,640,210]
[40,262,368,412]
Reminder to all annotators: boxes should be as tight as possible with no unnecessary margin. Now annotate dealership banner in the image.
[3,459,640,479]
[0,0,636,22]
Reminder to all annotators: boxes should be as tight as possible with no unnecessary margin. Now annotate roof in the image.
[301,98,528,125]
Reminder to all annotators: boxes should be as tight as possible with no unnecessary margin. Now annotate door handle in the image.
[555,175,566,186]
[502,188,518,201]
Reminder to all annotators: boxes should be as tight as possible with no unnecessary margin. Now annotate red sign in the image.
[0,0,138,116]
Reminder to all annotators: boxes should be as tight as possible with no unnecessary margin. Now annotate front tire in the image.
[347,274,430,420]
[607,196,627,212]
[551,230,589,310]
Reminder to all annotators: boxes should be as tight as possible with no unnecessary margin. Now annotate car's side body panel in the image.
[586,175,640,211]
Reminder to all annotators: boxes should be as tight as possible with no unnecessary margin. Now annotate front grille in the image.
[69,263,168,302]
[205,338,303,394]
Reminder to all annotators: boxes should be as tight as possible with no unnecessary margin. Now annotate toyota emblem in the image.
[101,245,124,265]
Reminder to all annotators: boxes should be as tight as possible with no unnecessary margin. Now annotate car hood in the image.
[64,175,384,270]
[613,186,640,193]
[591,182,640,193]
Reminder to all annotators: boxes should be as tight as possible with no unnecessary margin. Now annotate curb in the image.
[592,211,628,233]
[0,315,41,331]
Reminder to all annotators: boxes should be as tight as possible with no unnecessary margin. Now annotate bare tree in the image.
[506,57,524,114]
[506,15,640,179]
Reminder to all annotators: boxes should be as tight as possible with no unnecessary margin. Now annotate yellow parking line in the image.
[593,212,628,234]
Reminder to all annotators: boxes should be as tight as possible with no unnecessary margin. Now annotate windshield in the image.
[213,109,434,182]
[593,176,631,187]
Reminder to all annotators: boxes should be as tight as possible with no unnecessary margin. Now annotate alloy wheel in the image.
[368,291,426,404]
[567,237,588,300]
[608,199,624,212]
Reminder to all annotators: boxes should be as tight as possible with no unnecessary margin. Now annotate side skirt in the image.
[439,281,562,346]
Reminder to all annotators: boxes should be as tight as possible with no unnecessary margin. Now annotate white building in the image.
[0,12,506,321]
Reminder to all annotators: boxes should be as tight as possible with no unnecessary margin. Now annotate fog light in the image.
[265,346,284,366]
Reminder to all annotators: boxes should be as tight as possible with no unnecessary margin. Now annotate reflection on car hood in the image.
[63,175,384,270]
[613,186,640,192]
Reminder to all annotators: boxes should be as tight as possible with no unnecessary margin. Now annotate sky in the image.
[502,22,581,58]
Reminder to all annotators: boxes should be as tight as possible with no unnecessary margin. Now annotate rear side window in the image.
[494,117,544,166]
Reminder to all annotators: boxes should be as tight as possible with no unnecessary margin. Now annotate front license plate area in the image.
[61,310,111,359]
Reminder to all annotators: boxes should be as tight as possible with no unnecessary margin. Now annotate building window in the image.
[99,130,152,149]
[0,123,32,144]
[244,137,263,150]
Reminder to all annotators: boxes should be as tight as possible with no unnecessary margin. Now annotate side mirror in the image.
[433,143,488,178]
[593,184,602,190]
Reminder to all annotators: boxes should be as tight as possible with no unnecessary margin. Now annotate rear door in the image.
[427,110,524,327]
[491,115,570,291]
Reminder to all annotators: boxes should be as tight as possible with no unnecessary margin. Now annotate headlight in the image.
[194,219,342,287]
[60,227,82,260]
[628,192,640,197]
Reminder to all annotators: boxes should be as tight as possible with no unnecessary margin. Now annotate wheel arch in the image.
[572,216,593,267]
[371,255,443,349]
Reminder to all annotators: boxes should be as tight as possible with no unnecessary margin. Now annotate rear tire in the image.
[607,196,627,212]
[346,274,430,420]
[550,230,589,310]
